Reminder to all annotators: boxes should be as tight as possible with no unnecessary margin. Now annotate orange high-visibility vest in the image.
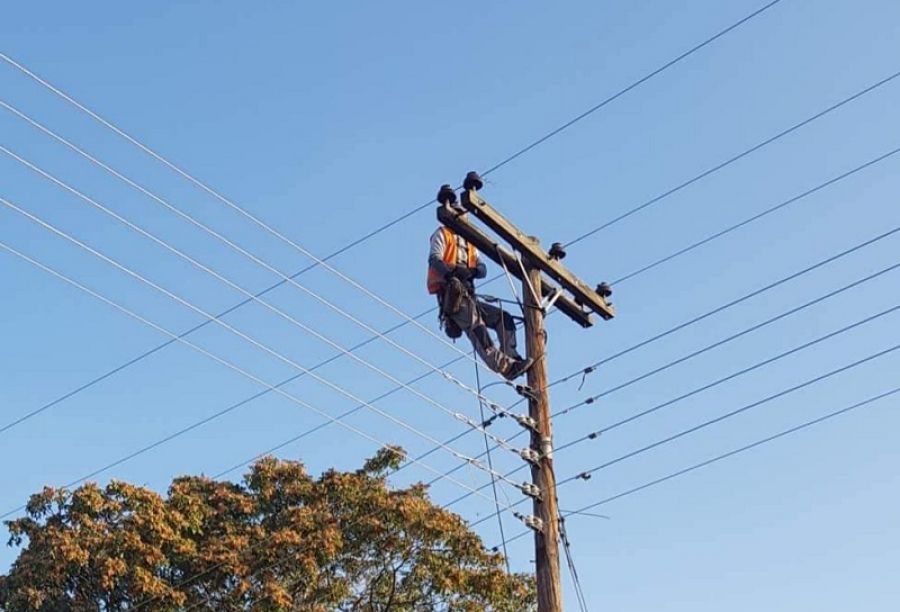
[427,227,477,294]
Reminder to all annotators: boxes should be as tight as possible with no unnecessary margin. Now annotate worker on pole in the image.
[427,173,534,380]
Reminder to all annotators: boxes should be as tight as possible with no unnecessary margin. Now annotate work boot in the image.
[504,357,535,381]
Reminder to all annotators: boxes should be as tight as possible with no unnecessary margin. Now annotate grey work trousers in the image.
[448,293,521,375]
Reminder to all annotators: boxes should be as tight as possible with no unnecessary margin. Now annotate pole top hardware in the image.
[463,170,484,192]
[548,242,567,260]
[436,184,457,206]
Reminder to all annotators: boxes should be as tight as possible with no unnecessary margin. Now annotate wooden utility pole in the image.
[523,257,563,612]
[437,172,615,612]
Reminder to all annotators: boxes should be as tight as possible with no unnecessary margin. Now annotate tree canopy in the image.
[1,448,534,611]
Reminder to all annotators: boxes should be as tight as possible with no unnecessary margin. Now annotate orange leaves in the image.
[2,449,534,611]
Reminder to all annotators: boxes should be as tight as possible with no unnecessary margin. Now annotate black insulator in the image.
[436,184,457,205]
[463,170,484,191]
[549,242,567,260]
[596,282,612,298]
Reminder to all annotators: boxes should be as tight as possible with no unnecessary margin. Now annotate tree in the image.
[1,447,534,611]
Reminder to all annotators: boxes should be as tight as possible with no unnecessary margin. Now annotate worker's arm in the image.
[472,257,487,279]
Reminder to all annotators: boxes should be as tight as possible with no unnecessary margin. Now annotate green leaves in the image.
[2,450,534,611]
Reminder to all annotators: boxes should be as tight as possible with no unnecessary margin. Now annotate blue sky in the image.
[2,1,899,609]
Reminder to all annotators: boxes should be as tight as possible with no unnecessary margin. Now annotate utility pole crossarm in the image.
[437,205,593,327]
[461,189,615,321]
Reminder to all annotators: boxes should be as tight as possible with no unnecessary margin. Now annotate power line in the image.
[399,144,900,487]
[423,222,900,500]
[0,195,526,493]
[473,353,512,574]
[0,1,784,426]
[448,282,900,515]
[486,336,900,528]
[500,384,900,547]
[562,340,900,485]
[565,69,900,249]
[479,0,785,177]
[555,260,900,419]
[0,144,518,428]
[0,240,522,522]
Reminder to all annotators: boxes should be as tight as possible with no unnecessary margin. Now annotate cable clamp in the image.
[518,448,541,465]
[514,512,544,533]
[513,414,539,432]
[519,482,542,500]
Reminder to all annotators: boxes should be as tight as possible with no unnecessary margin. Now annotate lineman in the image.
[427,174,534,380]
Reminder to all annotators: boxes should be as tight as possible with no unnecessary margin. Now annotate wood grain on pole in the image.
[523,258,564,612]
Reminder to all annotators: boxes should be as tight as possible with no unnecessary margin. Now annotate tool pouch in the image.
[442,277,467,317]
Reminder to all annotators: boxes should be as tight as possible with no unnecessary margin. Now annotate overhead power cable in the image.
[0,240,522,522]
[0,195,525,493]
[564,68,900,249]
[421,221,900,495]
[3,41,889,473]
[447,286,900,513]
[499,385,900,548]
[477,338,900,530]
[478,0,785,176]
[395,143,900,484]
[0,144,517,426]
[0,0,783,415]
[561,340,900,483]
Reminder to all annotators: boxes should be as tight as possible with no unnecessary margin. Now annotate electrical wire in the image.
[499,384,900,547]
[554,259,900,419]
[473,352,512,574]
[0,143,519,426]
[0,240,523,521]
[0,0,785,414]
[477,0,785,177]
[3,28,887,479]
[560,340,900,485]
[0,195,526,492]
[424,223,900,498]
[488,335,900,527]
[559,516,589,612]
[450,289,900,515]
[564,69,900,249]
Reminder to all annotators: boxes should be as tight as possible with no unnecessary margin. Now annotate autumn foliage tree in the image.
[0,448,534,611]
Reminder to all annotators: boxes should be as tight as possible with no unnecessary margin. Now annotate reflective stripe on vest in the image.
[426,227,477,294]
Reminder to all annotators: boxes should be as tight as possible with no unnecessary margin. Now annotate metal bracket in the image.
[541,287,564,313]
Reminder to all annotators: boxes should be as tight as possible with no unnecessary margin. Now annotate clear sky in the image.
[2,1,899,610]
